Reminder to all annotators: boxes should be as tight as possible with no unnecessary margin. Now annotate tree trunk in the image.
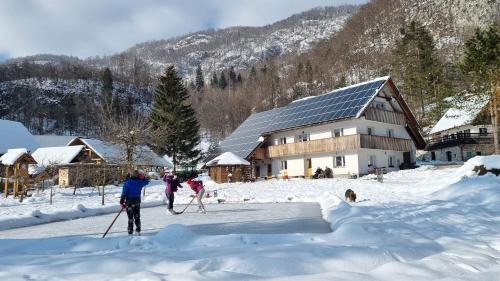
[492,82,499,154]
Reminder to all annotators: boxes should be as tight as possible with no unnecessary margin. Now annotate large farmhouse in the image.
[210,76,425,179]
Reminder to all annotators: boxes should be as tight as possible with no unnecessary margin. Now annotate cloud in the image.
[0,0,365,59]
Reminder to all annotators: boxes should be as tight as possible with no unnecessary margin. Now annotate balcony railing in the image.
[426,133,493,150]
[266,134,412,158]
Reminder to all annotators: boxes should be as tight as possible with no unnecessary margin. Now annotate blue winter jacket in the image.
[121,178,150,204]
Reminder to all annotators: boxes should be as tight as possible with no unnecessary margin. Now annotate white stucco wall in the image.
[357,148,404,175]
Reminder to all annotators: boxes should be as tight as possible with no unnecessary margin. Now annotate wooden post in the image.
[13,163,19,197]
[4,166,9,198]
[102,167,106,206]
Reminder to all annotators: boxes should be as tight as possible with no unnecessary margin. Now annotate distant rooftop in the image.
[34,135,79,148]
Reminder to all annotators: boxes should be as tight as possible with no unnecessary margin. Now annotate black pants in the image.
[166,192,175,209]
[126,203,141,234]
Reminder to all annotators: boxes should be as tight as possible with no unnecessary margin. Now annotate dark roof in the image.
[217,77,389,159]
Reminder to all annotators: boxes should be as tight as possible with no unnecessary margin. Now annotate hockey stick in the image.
[102,207,124,238]
[177,195,197,214]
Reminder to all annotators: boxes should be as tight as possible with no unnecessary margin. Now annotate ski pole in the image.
[102,207,124,238]
[178,196,197,214]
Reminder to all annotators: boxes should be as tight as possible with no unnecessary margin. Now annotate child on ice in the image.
[186,173,206,214]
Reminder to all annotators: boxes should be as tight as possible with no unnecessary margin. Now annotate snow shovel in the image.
[102,207,124,238]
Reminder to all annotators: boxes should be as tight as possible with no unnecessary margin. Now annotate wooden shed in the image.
[0,148,37,197]
[206,152,251,183]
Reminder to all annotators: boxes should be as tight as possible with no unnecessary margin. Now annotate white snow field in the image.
[0,156,499,280]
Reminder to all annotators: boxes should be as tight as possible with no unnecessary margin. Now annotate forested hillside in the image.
[194,0,498,140]
[0,0,497,142]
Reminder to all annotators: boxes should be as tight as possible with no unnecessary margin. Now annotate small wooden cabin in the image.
[206,152,250,183]
[0,148,37,197]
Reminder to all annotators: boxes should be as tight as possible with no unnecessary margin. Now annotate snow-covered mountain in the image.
[113,6,357,78]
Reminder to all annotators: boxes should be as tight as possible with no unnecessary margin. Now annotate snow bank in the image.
[455,155,500,177]
[1,163,500,280]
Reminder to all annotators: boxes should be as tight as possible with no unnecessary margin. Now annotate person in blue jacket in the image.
[120,170,150,235]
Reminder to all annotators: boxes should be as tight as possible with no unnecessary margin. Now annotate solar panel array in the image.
[217,108,283,159]
[265,79,386,132]
[216,77,388,159]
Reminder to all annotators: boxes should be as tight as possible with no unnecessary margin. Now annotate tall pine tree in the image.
[195,65,204,93]
[149,66,201,171]
[392,20,446,125]
[101,68,113,115]
[219,71,227,89]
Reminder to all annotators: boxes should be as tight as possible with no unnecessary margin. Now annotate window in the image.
[368,155,376,167]
[463,129,471,137]
[375,102,385,110]
[367,127,374,135]
[476,151,482,156]
[479,128,488,136]
[334,128,344,137]
[280,160,287,170]
[466,151,473,158]
[298,133,310,142]
[388,156,394,168]
[335,156,345,167]
[278,137,287,145]
[387,129,394,138]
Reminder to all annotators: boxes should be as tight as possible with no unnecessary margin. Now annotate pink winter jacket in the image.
[186,178,204,194]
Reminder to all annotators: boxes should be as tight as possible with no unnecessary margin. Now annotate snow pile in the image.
[455,155,500,177]
[0,148,28,165]
[1,163,500,280]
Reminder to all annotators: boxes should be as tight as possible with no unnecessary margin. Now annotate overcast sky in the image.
[0,0,366,61]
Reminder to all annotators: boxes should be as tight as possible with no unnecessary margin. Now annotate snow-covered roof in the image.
[430,96,489,134]
[69,138,170,167]
[162,155,174,169]
[31,145,84,167]
[206,152,250,166]
[0,148,29,165]
[34,135,78,148]
[0,119,39,155]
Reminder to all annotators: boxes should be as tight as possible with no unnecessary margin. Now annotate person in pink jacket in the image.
[163,171,182,215]
[186,173,206,214]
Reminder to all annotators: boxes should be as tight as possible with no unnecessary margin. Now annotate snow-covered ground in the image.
[0,156,499,280]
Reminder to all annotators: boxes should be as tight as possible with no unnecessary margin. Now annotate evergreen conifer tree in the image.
[249,66,257,78]
[392,20,446,125]
[229,66,237,83]
[195,65,204,93]
[219,71,227,89]
[149,66,201,171]
[211,72,218,88]
[101,68,113,115]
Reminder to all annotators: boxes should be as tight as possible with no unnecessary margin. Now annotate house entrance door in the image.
[267,164,272,177]
[255,166,260,178]
[446,151,452,162]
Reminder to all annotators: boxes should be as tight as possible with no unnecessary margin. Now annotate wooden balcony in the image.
[360,134,413,151]
[252,147,268,160]
[364,107,406,126]
[266,134,412,158]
